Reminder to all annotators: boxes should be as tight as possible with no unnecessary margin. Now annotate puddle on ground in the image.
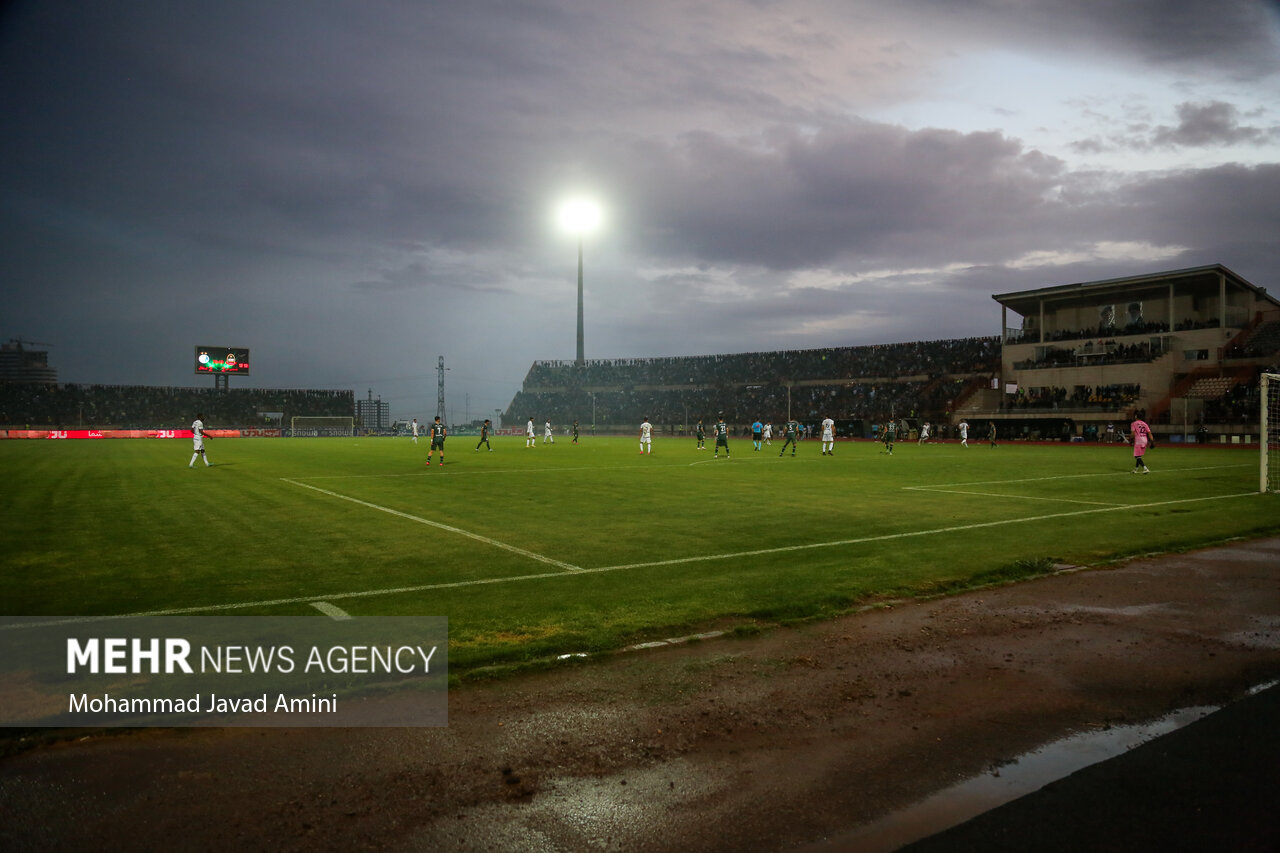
[802,702,1227,852]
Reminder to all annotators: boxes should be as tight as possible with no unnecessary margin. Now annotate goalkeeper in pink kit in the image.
[1130,413,1153,474]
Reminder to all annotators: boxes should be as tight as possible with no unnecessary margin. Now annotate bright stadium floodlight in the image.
[557,198,603,366]
[557,198,602,235]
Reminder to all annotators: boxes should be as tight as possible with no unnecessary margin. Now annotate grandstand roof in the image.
[991,264,1278,317]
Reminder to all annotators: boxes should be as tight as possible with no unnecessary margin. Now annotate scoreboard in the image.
[195,346,250,376]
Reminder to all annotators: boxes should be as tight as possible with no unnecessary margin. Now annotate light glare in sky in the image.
[557,199,603,235]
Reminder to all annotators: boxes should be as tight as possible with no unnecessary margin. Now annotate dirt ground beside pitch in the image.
[2,538,1279,852]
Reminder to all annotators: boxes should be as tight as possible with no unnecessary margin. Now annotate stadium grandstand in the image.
[981,264,1280,441]
[0,383,354,431]
[505,264,1280,443]
[504,337,999,437]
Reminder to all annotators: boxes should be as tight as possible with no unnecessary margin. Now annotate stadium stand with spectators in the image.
[504,338,999,435]
[0,384,354,431]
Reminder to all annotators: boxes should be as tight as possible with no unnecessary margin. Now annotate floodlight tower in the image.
[436,356,448,422]
[557,198,602,366]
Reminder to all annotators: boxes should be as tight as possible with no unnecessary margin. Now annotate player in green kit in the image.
[695,419,706,450]
[475,418,492,451]
[778,419,799,456]
[713,416,730,458]
[427,416,447,466]
[572,420,580,444]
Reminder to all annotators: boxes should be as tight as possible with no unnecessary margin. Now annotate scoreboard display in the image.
[195,346,250,376]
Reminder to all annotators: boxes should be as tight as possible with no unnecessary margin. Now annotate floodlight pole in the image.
[576,235,585,366]
[437,356,448,422]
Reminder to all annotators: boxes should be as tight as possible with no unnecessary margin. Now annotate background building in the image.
[0,339,58,384]
[355,392,391,432]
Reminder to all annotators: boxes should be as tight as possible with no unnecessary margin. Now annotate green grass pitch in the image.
[2,435,1277,675]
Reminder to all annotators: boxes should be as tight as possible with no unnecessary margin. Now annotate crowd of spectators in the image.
[0,383,354,428]
[1224,321,1280,360]
[1010,384,1141,411]
[523,337,998,390]
[506,338,996,429]
[1013,340,1160,371]
[508,379,953,429]
[1193,381,1265,426]
[1031,318,1172,344]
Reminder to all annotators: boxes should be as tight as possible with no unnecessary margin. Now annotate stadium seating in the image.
[505,337,998,428]
[0,384,354,429]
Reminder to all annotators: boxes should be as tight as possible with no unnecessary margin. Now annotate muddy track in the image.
[2,538,1279,852]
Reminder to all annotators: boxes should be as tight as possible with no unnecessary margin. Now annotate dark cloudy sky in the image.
[3,1,1279,423]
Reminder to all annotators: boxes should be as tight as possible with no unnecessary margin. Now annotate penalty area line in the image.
[902,486,1123,507]
[590,491,1258,572]
[915,463,1251,490]
[281,478,583,573]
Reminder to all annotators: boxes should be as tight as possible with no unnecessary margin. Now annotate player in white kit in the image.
[820,417,835,455]
[189,414,213,467]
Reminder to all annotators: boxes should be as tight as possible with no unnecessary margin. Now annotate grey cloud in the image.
[1150,101,1279,148]
[907,0,1280,79]
[610,123,1066,271]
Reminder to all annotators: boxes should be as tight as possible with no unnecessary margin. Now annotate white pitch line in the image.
[310,601,353,621]
[591,491,1258,571]
[290,461,700,481]
[4,491,1257,631]
[916,463,1250,490]
[281,478,583,573]
[903,487,1122,507]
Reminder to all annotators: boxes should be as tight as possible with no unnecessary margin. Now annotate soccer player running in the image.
[426,416,447,466]
[639,417,653,454]
[820,416,835,455]
[779,419,799,457]
[572,420,580,445]
[475,418,492,451]
[1130,411,1153,473]
[751,419,764,451]
[189,413,213,468]
[526,417,536,448]
[713,416,730,458]
[959,419,969,447]
[918,422,931,445]
[763,422,773,446]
